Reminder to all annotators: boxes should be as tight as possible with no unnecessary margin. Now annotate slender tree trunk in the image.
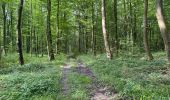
[77,11,81,53]
[2,3,6,55]
[36,35,39,56]
[129,0,133,52]
[56,0,60,54]
[0,27,1,60]
[33,27,36,55]
[143,0,153,60]
[30,0,33,56]
[91,1,96,55]
[133,9,137,46]
[40,4,44,57]
[17,0,24,65]
[85,15,88,54]
[26,17,30,53]
[46,0,55,61]
[10,10,15,52]
[123,0,128,49]
[41,33,44,57]
[101,0,112,59]
[114,0,118,56]
[156,0,170,61]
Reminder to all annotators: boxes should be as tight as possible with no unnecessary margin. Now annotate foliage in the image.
[62,72,91,100]
[0,55,63,100]
[80,52,170,99]
[1,0,170,99]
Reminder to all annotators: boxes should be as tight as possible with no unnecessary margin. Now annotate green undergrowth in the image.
[0,53,66,68]
[0,63,61,100]
[0,53,67,100]
[79,52,170,99]
[59,71,92,100]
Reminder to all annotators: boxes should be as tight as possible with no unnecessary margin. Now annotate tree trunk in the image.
[26,16,30,53]
[30,0,33,56]
[114,0,118,56]
[17,0,24,65]
[46,0,55,61]
[33,27,36,54]
[133,9,137,46]
[101,0,112,59]
[156,0,170,61]
[56,0,60,54]
[2,3,7,55]
[143,0,153,60]
[10,9,15,52]
[91,1,96,55]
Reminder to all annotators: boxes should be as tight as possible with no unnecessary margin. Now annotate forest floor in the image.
[60,59,118,100]
[1,52,170,99]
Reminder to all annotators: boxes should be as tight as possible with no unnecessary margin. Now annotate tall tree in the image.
[143,0,153,60]
[10,6,15,52]
[2,2,7,55]
[114,0,118,56]
[17,0,24,65]
[56,0,60,54]
[30,0,33,56]
[91,1,96,55]
[46,0,55,61]
[156,0,170,61]
[101,0,112,59]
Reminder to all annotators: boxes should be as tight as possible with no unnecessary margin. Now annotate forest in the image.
[0,0,170,99]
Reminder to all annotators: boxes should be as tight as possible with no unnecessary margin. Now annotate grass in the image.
[57,65,92,100]
[63,72,91,100]
[0,64,61,100]
[79,52,170,99]
[1,52,170,99]
[0,53,66,100]
[0,53,91,100]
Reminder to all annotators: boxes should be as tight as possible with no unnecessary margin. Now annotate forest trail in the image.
[61,63,71,95]
[61,59,118,100]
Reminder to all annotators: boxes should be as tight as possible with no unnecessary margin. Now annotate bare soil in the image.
[61,60,118,100]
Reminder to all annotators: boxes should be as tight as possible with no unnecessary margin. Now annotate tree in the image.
[46,0,55,61]
[1,0,170,62]
[143,0,153,60]
[17,0,24,65]
[2,2,6,55]
[56,0,60,54]
[114,0,118,56]
[101,0,112,59]
[156,0,170,61]
[91,1,96,55]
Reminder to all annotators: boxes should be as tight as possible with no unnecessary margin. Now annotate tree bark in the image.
[10,9,15,52]
[156,0,170,61]
[2,3,7,55]
[101,0,112,59]
[114,0,118,56]
[91,1,96,55]
[46,0,55,61]
[30,0,33,56]
[17,0,24,65]
[143,0,153,60]
[56,0,60,54]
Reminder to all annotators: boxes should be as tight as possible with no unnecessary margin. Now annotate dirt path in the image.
[61,60,118,99]
[74,61,118,100]
[61,63,71,95]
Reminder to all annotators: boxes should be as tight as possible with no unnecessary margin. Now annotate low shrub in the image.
[80,52,170,98]
[0,63,61,100]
